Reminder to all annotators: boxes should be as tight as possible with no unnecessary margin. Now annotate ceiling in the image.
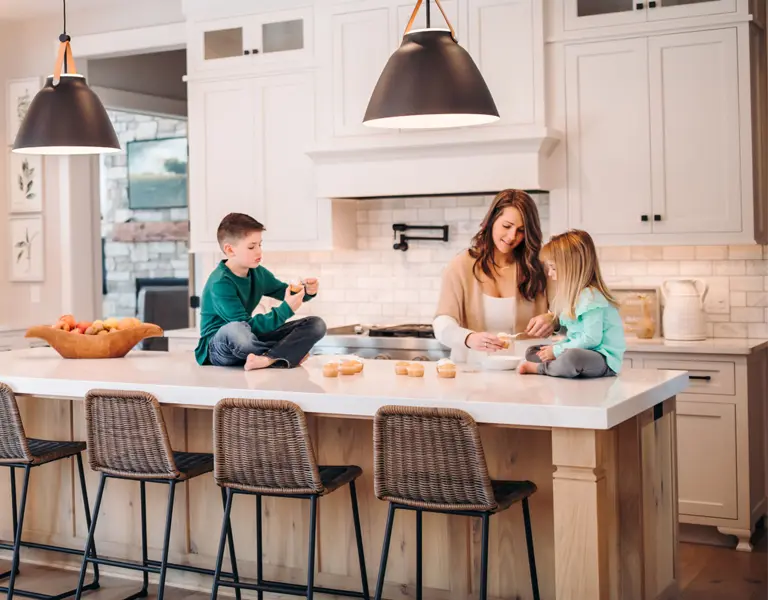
[0,0,127,21]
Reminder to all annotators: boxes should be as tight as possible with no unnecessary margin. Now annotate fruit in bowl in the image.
[26,314,164,359]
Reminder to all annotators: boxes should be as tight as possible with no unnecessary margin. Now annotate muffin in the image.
[347,356,364,373]
[407,363,425,378]
[322,362,340,378]
[289,280,304,294]
[497,332,513,350]
[395,361,410,375]
[436,358,457,379]
[340,360,359,376]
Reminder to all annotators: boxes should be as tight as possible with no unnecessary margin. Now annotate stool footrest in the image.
[0,539,91,557]
[216,577,368,598]
[145,558,238,580]
[85,557,159,574]
[0,580,99,600]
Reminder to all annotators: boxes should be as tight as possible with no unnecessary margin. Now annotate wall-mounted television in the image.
[127,137,188,210]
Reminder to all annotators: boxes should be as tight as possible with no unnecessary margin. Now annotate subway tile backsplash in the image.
[240,195,768,338]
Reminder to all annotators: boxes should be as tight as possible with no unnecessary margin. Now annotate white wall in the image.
[0,1,184,327]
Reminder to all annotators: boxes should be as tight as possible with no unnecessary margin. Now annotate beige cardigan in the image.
[434,250,550,359]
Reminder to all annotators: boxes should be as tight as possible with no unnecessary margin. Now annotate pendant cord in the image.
[62,0,68,74]
[426,0,431,27]
[63,0,66,35]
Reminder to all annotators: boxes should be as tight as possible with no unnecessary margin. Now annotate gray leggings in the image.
[525,345,615,379]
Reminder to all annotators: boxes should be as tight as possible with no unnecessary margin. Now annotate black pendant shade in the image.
[13,74,120,155]
[363,28,499,130]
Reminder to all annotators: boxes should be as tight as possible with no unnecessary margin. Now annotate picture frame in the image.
[7,77,41,144]
[127,137,188,210]
[611,285,663,339]
[8,151,43,213]
[9,215,44,282]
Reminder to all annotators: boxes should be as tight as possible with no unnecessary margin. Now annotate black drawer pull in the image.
[654,214,661,221]
[649,0,657,7]
[689,375,712,381]
[641,214,649,222]
[636,2,644,8]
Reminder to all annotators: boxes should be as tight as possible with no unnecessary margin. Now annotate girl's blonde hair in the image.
[542,229,618,318]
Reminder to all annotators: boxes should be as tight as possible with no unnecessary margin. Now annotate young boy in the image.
[194,213,326,370]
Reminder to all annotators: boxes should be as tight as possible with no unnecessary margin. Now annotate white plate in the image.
[482,355,522,371]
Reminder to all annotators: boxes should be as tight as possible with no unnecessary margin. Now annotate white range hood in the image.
[307,126,560,199]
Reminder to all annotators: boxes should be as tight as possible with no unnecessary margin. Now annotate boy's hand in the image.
[284,288,304,312]
[303,277,319,296]
[537,346,556,362]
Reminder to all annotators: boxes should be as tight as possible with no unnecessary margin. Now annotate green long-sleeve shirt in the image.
[195,260,310,365]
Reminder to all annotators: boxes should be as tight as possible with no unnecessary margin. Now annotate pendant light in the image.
[12,0,120,155]
[363,0,499,130]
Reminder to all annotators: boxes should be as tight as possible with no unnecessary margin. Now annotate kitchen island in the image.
[0,348,687,600]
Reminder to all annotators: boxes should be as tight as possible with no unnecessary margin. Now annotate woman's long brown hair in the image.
[468,189,547,302]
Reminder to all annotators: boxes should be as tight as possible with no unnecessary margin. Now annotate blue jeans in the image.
[208,317,327,368]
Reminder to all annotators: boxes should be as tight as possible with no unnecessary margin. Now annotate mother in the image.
[434,189,555,363]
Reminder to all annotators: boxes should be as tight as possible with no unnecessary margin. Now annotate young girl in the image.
[518,230,625,378]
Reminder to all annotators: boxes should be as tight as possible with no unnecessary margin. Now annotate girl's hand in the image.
[465,332,505,352]
[304,277,319,296]
[284,288,304,312]
[537,346,556,362]
[526,312,556,338]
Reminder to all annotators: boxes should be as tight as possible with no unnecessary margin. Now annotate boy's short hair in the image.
[217,213,265,249]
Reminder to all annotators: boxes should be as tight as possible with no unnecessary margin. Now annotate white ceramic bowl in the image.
[482,355,522,371]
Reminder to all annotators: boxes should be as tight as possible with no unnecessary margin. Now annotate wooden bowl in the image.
[25,324,164,359]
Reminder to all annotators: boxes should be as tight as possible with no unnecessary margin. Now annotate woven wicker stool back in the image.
[84,389,180,479]
[213,398,324,495]
[0,383,33,464]
[373,405,497,511]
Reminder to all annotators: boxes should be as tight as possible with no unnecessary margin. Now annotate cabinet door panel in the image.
[649,29,742,233]
[467,0,535,127]
[565,38,652,234]
[332,8,391,137]
[188,81,259,250]
[676,401,738,519]
[648,0,737,21]
[260,76,318,243]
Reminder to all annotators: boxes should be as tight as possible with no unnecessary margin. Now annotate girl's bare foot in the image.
[517,361,539,375]
[245,354,276,371]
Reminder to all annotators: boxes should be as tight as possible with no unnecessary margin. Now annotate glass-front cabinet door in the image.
[565,0,645,30]
[647,0,737,21]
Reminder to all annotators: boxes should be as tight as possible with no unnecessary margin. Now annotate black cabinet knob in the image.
[649,0,657,7]
[641,215,649,222]
[243,49,250,55]
[654,214,662,221]
[636,2,644,8]
[252,48,260,54]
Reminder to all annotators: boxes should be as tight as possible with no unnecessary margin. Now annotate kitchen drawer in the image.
[676,401,738,520]
[642,359,735,396]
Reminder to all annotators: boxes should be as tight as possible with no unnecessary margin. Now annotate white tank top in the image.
[466,295,518,366]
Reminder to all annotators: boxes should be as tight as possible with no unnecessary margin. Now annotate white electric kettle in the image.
[661,279,708,341]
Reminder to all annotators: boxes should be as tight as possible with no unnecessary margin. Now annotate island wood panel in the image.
[0,397,678,600]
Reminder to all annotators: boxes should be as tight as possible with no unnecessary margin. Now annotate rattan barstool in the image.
[0,382,100,600]
[210,398,369,600]
[372,405,540,600]
[73,389,241,600]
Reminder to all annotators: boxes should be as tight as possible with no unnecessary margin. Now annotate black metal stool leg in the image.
[256,494,263,600]
[416,510,423,600]
[139,481,149,597]
[306,496,318,600]
[479,513,490,600]
[349,481,370,600]
[75,474,106,600]
[5,465,31,600]
[220,487,241,600]
[210,489,234,600]
[522,498,540,600]
[0,467,21,581]
[75,453,100,588]
[155,481,176,600]
[373,504,396,600]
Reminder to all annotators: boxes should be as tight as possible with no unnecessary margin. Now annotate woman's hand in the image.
[537,345,556,362]
[526,312,556,338]
[465,332,506,352]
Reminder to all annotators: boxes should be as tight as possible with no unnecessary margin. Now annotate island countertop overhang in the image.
[0,348,688,430]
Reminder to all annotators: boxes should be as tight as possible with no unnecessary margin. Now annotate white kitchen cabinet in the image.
[627,347,767,551]
[188,74,351,253]
[562,0,740,32]
[565,37,652,235]
[187,7,314,76]
[565,26,752,243]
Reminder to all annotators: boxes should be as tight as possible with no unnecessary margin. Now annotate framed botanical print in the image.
[8,151,43,213]
[7,77,41,144]
[9,215,44,282]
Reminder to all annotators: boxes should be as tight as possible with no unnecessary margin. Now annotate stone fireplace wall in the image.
[100,110,189,318]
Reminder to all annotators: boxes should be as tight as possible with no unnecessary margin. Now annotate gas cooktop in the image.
[367,324,435,339]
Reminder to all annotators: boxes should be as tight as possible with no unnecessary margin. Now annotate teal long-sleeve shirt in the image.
[194,260,312,365]
[552,287,626,373]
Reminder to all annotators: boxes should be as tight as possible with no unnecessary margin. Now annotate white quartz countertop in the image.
[0,348,687,430]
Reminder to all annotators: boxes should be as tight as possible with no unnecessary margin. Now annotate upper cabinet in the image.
[187,7,314,77]
[564,0,737,31]
[564,26,754,244]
